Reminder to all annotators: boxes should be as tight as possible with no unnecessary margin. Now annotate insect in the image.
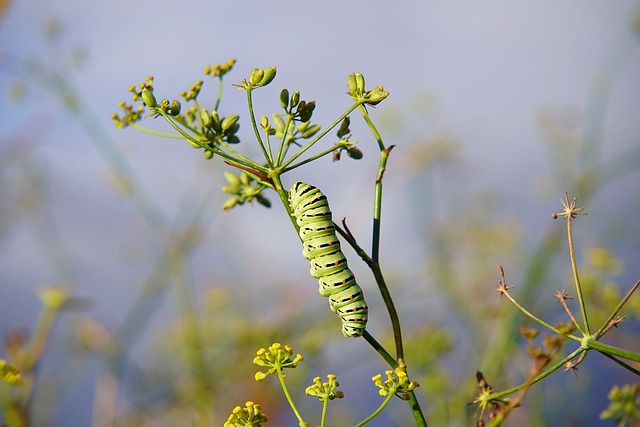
[288,182,368,338]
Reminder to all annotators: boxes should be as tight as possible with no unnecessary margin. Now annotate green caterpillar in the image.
[288,182,368,338]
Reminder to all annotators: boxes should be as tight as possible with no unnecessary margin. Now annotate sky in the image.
[1,0,640,425]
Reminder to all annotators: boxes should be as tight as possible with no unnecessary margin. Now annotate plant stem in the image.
[566,213,591,334]
[407,391,429,427]
[583,337,640,362]
[337,225,405,361]
[488,346,585,400]
[353,393,395,427]
[595,278,640,339]
[320,398,328,427]
[277,368,306,426]
[214,76,224,111]
[500,288,581,341]
[358,105,385,151]
[275,114,295,166]
[362,331,397,368]
[371,146,394,262]
[245,89,273,166]
[283,142,351,172]
[281,103,360,170]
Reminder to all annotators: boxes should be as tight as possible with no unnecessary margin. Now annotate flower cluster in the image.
[253,343,303,381]
[347,72,389,106]
[333,116,363,161]
[600,384,640,425]
[372,368,419,401]
[38,286,71,311]
[0,359,22,386]
[236,66,277,90]
[204,58,237,78]
[224,401,269,427]
[222,171,271,210]
[305,374,344,402]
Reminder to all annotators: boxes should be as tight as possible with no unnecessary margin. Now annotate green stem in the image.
[245,89,274,167]
[275,114,295,166]
[488,346,585,400]
[406,391,429,427]
[583,337,640,362]
[271,174,299,234]
[159,110,265,173]
[320,398,328,427]
[337,226,405,360]
[566,215,591,334]
[371,146,394,262]
[276,368,306,426]
[129,123,187,139]
[353,393,395,427]
[283,142,351,172]
[500,289,581,342]
[214,76,224,111]
[595,278,640,339]
[281,103,360,170]
[362,331,397,368]
[356,106,406,362]
[358,105,385,151]
[596,351,640,376]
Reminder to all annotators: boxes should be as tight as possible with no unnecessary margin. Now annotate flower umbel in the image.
[253,343,303,381]
[0,359,22,386]
[224,401,269,427]
[600,384,640,425]
[372,368,419,401]
[552,192,587,220]
[221,171,271,211]
[305,374,344,402]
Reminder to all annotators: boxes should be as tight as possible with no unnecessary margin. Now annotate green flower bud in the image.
[347,73,358,93]
[256,195,271,208]
[224,171,241,187]
[280,88,289,109]
[141,88,157,108]
[301,123,321,139]
[347,146,363,159]
[249,67,264,86]
[0,360,22,386]
[297,101,316,122]
[168,99,181,116]
[200,108,212,128]
[240,172,250,186]
[211,110,221,131]
[221,115,240,132]
[204,149,214,159]
[260,114,269,129]
[259,66,277,86]
[222,197,239,211]
[297,121,309,132]
[222,186,240,195]
[272,114,285,133]
[290,90,300,108]
[366,86,389,105]
[355,73,365,92]
[337,117,350,138]
[38,287,70,311]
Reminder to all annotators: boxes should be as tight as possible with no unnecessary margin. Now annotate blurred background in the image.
[1,0,639,425]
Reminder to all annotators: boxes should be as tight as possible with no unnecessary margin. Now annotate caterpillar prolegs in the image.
[288,182,368,338]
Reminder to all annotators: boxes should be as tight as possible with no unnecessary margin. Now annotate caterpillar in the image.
[288,182,368,338]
